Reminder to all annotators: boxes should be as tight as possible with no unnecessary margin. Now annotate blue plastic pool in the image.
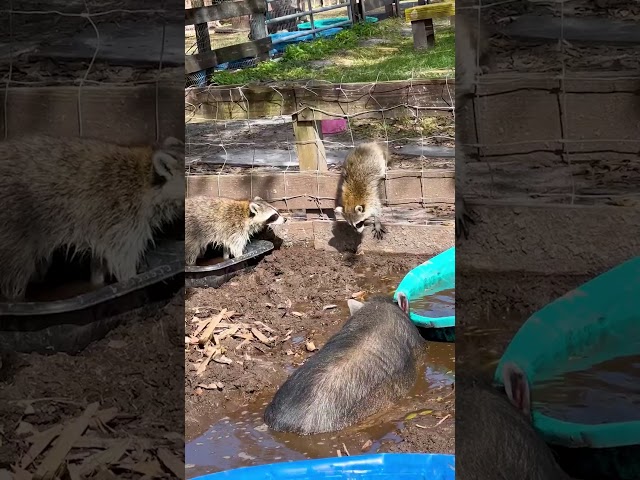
[270,27,344,53]
[494,255,640,479]
[394,247,455,341]
[297,16,378,30]
[192,453,455,480]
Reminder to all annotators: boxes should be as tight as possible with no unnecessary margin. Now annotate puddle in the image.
[533,353,640,424]
[196,257,226,267]
[411,289,455,318]
[186,343,454,477]
[186,256,455,477]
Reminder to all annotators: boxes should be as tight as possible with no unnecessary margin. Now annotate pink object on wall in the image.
[321,118,348,135]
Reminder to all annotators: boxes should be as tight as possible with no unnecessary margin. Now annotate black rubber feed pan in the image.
[185,240,274,289]
[0,239,184,354]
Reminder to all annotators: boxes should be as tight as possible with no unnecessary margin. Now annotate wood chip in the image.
[92,468,119,480]
[198,309,227,346]
[290,311,304,317]
[235,338,251,350]
[116,459,164,476]
[254,321,275,333]
[361,439,373,451]
[336,450,342,457]
[305,341,317,352]
[342,443,350,456]
[90,408,119,430]
[251,328,271,345]
[196,347,219,375]
[213,355,233,365]
[35,402,99,480]
[351,291,366,299]
[157,448,185,479]
[78,439,130,476]
[323,304,338,310]
[285,350,294,355]
[196,383,224,390]
[21,425,63,469]
[11,467,33,480]
[217,326,239,341]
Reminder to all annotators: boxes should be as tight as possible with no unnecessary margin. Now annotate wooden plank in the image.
[405,3,455,22]
[292,115,328,171]
[185,37,272,74]
[1,85,184,144]
[186,169,454,209]
[192,0,212,58]
[185,79,454,121]
[411,18,435,50]
[458,202,640,275]
[313,221,454,255]
[186,0,267,24]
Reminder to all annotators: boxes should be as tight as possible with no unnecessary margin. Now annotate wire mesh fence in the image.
[1,0,183,143]
[456,0,640,207]
[185,75,456,225]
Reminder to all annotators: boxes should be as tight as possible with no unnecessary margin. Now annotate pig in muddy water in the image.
[457,363,573,480]
[264,294,425,435]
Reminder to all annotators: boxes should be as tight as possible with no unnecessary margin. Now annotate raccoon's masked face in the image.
[152,137,185,202]
[335,205,367,233]
[249,197,286,227]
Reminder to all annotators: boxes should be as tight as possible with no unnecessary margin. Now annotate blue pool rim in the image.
[394,247,455,329]
[297,16,379,30]
[494,256,640,449]
[192,453,455,480]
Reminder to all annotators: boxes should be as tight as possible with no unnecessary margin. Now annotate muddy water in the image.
[411,289,455,318]
[186,343,454,478]
[186,259,455,478]
[533,354,640,424]
[195,257,226,267]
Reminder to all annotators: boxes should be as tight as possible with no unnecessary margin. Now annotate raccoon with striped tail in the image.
[185,196,286,265]
[335,142,388,240]
[0,135,184,301]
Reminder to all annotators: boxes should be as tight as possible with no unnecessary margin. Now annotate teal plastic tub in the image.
[193,453,455,480]
[494,256,640,479]
[394,247,455,342]
[297,16,379,30]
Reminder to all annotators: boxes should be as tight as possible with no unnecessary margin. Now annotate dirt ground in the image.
[185,247,455,474]
[0,294,185,478]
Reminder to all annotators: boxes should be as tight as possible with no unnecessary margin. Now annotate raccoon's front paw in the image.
[456,196,476,240]
[372,220,386,240]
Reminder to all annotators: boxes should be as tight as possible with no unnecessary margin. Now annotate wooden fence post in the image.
[191,0,213,81]
[250,0,269,59]
[292,114,328,172]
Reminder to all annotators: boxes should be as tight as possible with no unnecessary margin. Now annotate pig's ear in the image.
[503,362,531,418]
[347,299,364,315]
[396,292,410,315]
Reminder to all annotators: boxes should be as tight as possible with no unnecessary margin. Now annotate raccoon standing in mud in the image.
[335,142,387,240]
[456,12,492,240]
[184,196,285,265]
[0,136,184,300]
[264,294,425,435]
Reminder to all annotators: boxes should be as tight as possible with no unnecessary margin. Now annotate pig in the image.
[456,363,573,480]
[264,294,426,435]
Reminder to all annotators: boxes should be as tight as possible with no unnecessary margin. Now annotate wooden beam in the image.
[0,85,184,144]
[411,18,436,50]
[186,169,454,210]
[292,115,328,171]
[458,202,640,275]
[185,37,272,74]
[185,0,267,24]
[192,0,212,56]
[185,79,455,121]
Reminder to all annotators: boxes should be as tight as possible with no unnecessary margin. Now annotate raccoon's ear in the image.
[347,299,364,315]
[355,205,364,214]
[249,201,260,217]
[334,206,343,215]
[152,150,179,180]
[253,196,263,202]
[502,362,532,419]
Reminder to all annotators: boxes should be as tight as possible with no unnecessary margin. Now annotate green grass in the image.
[211,18,454,85]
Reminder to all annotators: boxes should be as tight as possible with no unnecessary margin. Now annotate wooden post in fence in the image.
[192,0,213,81]
[293,114,328,172]
[250,0,269,60]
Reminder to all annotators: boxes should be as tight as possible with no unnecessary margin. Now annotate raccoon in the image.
[335,142,387,240]
[0,135,184,300]
[184,196,285,265]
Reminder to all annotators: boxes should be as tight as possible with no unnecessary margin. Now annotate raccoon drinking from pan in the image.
[184,196,286,265]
